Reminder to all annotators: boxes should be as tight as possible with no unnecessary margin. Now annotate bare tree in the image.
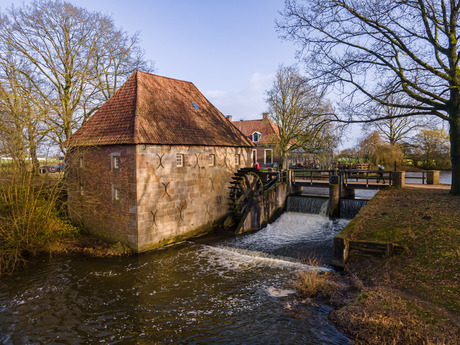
[408,129,451,169]
[0,0,153,151]
[265,65,337,167]
[0,56,50,173]
[278,0,460,194]
[362,92,438,146]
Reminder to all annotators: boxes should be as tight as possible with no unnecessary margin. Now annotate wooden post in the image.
[341,186,355,199]
[329,182,340,218]
[392,171,405,188]
[426,170,440,185]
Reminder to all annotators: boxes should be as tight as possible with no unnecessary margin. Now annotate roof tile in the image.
[67,72,253,148]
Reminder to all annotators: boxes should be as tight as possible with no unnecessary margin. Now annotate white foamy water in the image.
[225,212,349,250]
[197,244,332,272]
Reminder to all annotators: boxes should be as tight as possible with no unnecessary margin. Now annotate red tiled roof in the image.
[232,119,280,145]
[66,71,253,147]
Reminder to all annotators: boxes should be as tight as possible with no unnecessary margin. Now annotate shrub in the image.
[292,257,339,298]
[0,170,67,274]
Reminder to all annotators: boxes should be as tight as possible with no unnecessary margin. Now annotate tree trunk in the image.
[449,117,460,195]
[29,143,40,175]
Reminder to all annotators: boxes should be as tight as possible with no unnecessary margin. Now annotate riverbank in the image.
[300,187,459,344]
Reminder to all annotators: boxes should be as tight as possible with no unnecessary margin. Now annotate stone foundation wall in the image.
[135,145,252,251]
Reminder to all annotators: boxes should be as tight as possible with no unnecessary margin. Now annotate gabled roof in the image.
[232,118,280,145]
[66,71,253,147]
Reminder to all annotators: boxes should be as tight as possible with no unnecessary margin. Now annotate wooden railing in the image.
[292,169,335,185]
[404,171,426,184]
[342,170,393,187]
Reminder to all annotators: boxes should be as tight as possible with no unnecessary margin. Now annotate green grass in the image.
[345,188,460,312]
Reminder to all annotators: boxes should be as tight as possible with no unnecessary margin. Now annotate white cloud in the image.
[204,72,275,121]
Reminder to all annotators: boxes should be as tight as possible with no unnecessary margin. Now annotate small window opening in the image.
[252,132,262,143]
[192,102,200,110]
[264,149,273,165]
[79,156,84,167]
[113,186,121,202]
[113,156,120,170]
[177,154,184,167]
[209,154,215,166]
[235,154,240,166]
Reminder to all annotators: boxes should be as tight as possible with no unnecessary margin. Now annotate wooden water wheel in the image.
[228,168,263,219]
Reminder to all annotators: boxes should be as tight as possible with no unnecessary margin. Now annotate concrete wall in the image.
[135,145,252,251]
[67,144,252,252]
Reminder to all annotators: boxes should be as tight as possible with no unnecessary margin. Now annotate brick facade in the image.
[67,144,252,251]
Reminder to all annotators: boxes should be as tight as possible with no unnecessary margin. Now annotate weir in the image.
[285,195,329,215]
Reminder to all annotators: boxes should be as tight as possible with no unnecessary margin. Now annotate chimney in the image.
[226,115,233,122]
[262,112,269,121]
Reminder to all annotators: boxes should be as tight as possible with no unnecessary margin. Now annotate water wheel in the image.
[228,168,263,220]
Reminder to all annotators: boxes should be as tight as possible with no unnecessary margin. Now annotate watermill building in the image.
[66,71,253,252]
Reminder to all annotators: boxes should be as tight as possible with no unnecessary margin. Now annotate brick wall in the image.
[67,145,138,248]
[252,144,282,169]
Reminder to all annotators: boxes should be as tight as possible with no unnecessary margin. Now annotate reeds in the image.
[292,257,339,298]
[0,166,65,274]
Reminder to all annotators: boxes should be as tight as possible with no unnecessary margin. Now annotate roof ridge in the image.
[134,71,140,143]
[136,70,194,85]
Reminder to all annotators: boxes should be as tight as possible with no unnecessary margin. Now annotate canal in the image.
[0,213,350,344]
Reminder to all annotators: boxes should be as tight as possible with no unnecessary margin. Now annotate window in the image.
[112,185,121,202]
[111,153,120,172]
[252,131,262,143]
[235,154,240,166]
[209,154,215,166]
[79,156,84,168]
[191,102,200,110]
[176,154,184,167]
[252,149,257,164]
[80,184,84,196]
[264,149,273,165]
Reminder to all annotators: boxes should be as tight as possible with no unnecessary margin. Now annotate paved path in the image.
[405,183,451,190]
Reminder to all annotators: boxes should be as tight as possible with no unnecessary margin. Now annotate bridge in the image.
[228,168,446,234]
[293,169,393,190]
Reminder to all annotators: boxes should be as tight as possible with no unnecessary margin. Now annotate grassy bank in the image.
[293,187,459,344]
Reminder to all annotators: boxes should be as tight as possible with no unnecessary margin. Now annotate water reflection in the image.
[0,214,350,345]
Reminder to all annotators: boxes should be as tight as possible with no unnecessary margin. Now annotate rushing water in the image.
[0,213,350,345]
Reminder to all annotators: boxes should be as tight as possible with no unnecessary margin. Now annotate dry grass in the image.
[327,187,460,344]
[330,287,458,345]
[292,258,340,298]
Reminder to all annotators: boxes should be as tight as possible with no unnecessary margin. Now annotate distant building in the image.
[66,71,253,252]
[231,113,282,169]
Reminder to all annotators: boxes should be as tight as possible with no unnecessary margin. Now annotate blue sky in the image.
[0,0,297,120]
[0,0,358,147]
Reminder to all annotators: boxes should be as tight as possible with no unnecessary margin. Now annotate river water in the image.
[0,213,351,345]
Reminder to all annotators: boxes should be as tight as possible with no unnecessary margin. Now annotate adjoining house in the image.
[231,113,282,169]
[65,71,253,252]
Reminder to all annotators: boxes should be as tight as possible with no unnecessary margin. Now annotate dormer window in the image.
[252,132,262,143]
